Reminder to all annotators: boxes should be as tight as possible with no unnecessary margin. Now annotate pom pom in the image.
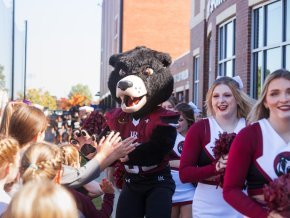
[81,111,106,136]
[113,161,126,189]
[213,132,236,160]
[212,132,236,187]
[264,174,290,216]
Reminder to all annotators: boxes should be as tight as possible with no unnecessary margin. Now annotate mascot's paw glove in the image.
[70,129,97,159]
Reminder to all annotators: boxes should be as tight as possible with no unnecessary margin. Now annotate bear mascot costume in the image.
[105,46,179,218]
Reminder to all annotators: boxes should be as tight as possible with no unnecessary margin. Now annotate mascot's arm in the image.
[125,125,177,166]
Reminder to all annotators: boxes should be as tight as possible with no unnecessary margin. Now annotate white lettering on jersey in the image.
[130,131,138,138]
[158,176,164,181]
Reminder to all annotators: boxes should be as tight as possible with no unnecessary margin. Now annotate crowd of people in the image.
[0,68,289,218]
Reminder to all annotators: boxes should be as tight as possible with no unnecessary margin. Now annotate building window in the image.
[251,0,290,98]
[218,18,236,77]
[193,56,200,106]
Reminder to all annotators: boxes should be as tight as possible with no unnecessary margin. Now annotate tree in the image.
[59,97,71,110]
[68,94,88,107]
[0,65,6,90]
[68,84,92,105]
[25,88,57,110]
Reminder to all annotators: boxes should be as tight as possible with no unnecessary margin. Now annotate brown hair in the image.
[8,105,48,147]
[205,76,255,119]
[60,144,80,168]
[248,69,290,123]
[0,136,19,172]
[21,142,62,184]
[175,102,195,128]
[2,180,78,218]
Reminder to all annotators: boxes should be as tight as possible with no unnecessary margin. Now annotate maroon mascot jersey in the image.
[106,106,179,175]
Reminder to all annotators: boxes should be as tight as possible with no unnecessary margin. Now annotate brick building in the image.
[190,0,290,111]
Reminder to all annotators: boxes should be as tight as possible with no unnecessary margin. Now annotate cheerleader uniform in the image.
[223,119,290,218]
[170,132,196,206]
[180,117,245,218]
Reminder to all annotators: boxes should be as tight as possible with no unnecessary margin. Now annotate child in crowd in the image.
[61,144,115,217]
[60,143,115,217]
[0,136,19,215]
[21,141,116,218]
[0,101,26,136]
[2,180,78,218]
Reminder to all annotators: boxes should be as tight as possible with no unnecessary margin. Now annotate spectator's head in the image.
[161,95,177,111]
[8,105,48,148]
[0,101,26,136]
[21,142,62,184]
[60,144,80,168]
[0,136,19,184]
[2,180,78,218]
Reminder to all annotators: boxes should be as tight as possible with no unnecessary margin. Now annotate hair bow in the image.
[216,75,243,90]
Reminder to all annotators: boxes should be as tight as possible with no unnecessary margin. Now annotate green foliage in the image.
[25,88,57,110]
[68,83,92,105]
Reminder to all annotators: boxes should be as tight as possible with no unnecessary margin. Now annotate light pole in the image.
[24,20,28,100]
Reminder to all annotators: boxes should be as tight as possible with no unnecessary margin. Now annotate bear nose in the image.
[118,80,133,91]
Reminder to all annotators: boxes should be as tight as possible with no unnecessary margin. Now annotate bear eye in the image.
[143,68,154,76]
[119,69,126,76]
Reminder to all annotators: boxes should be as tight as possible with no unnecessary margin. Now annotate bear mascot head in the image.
[108,46,174,118]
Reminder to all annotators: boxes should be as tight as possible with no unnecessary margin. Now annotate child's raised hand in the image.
[100,178,115,194]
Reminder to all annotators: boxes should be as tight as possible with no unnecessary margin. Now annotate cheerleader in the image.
[223,69,290,218]
[170,102,196,218]
[179,76,254,218]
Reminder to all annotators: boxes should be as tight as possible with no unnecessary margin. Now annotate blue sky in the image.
[16,0,102,98]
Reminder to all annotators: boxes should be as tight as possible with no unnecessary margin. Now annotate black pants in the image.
[116,168,175,218]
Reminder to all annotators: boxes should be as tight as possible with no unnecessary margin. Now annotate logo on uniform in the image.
[274,152,290,176]
[177,141,184,154]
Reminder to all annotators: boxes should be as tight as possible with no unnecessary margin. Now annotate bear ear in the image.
[109,54,121,68]
[154,52,172,67]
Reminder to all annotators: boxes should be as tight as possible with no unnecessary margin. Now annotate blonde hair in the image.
[0,136,19,172]
[60,144,80,168]
[2,180,78,218]
[8,105,48,147]
[0,101,25,136]
[248,69,290,123]
[205,76,255,119]
[21,142,62,184]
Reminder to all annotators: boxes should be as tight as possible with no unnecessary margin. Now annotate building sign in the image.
[206,0,227,18]
[173,69,189,82]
